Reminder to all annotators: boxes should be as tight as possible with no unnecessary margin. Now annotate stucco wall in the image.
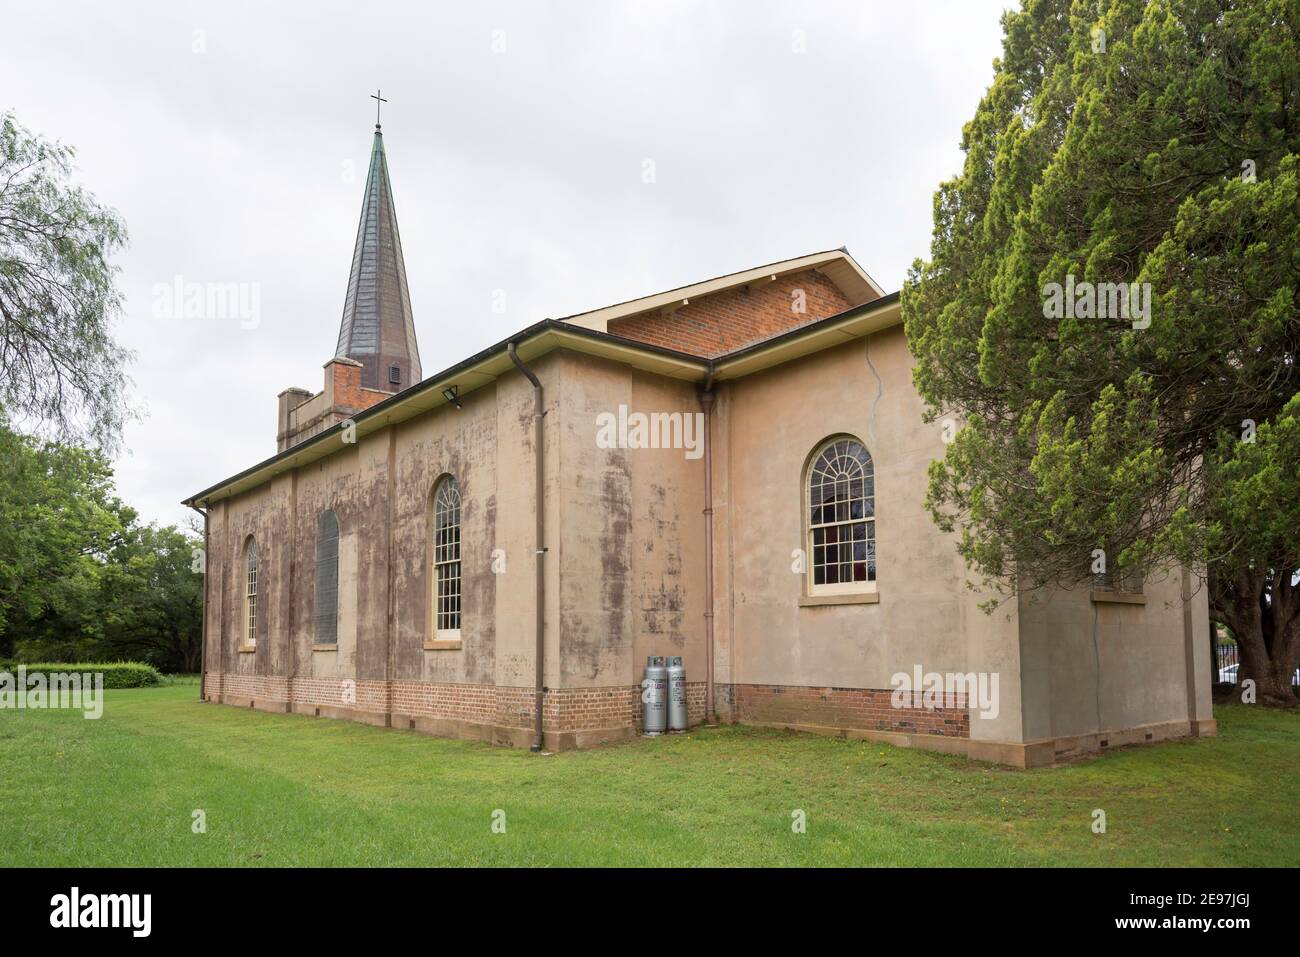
[1017,568,1211,742]
[203,347,707,710]
[199,329,1212,760]
[554,352,706,689]
[715,325,1025,744]
[714,324,1208,752]
[204,353,561,699]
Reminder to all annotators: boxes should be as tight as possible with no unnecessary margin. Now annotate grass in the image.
[1,685,1297,866]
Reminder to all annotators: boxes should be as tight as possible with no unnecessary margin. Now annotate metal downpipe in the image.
[508,342,547,751]
[700,363,717,725]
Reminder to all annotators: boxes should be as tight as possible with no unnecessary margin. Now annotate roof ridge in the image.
[554,248,860,322]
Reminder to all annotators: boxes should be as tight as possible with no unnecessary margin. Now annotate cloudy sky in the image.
[2,0,1014,529]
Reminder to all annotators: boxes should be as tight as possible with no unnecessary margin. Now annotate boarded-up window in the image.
[315,510,339,644]
[432,477,461,635]
[1092,543,1144,595]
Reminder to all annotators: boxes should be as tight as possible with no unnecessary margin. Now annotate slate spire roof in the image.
[334,124,422,392]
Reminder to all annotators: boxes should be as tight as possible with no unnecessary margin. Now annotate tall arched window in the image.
[806,437,876,594]
[432,477,462,636]
[315,510,339,645]
[244,536,258,649]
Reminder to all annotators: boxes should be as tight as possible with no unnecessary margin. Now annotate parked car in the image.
[1217,663,1300,684]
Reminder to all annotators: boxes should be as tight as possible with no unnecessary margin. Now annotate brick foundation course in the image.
[204,673,966,748]
[733,684,970,738]
[203,673,710,749]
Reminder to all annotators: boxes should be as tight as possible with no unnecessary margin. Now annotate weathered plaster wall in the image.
[554,352,706,690]
[714,324,1210,758]
[716,325,1024,744]
[199,329,1212,763]
[1017,568,1212,747]
[204,349,662,743]
[204,355,558,703]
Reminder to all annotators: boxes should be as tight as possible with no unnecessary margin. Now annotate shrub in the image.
[1,661,162,688]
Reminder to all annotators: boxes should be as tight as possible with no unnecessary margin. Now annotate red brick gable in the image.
[607,268,858,357]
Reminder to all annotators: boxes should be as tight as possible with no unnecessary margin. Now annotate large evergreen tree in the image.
[903,0,1299,703]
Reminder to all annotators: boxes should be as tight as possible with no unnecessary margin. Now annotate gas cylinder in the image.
[666,655,687,731]
[642,655,667,735]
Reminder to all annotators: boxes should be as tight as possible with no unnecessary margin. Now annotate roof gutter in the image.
[183,320,705,509]
[508,341,547,752]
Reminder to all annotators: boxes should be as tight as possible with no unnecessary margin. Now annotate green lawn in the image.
[1,684,1296,866]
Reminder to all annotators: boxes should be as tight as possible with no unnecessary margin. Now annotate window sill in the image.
[800,592,880,607]
[424,638,463,651]
[238,644,257,654]
[312,643,338,653]
[1090,589,1146,605]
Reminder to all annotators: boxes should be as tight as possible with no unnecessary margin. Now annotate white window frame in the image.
[431,477,462,639]
[805,437,877,597]
[244,537,258,649]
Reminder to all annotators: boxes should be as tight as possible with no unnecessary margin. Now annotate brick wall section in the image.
[551,682,706,732]
[608,269,856,357]
[203,675,965,742]
[203,673,708,735]
[329,360,390,415]
[390,681,526,728]
[280,360,392,451]
[735,684,971,738]
[211,672,285,704]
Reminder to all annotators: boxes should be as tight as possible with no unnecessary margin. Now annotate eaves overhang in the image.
[183,321,706,508]
[183,292,901,508]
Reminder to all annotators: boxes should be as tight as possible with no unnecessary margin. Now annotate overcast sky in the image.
[2,0,1014,529]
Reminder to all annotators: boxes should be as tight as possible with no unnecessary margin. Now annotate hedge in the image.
[0,661,162,688]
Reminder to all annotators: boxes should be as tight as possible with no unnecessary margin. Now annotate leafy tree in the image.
[903,0,1299,703]
[0,112,132,450]
[94,523,204,673]
[0,421,202,672]
[0,419,127,646]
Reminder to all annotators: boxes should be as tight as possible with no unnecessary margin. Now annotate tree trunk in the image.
[1208,614,1218,688]
[1210,567,1300,707]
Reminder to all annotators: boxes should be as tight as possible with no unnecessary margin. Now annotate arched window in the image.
[244,537,258,649]
[315,510,339,645]
[432,477,462,636]
[806,437,876,594]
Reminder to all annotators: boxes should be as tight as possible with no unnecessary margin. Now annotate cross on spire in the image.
[370,89,388,130]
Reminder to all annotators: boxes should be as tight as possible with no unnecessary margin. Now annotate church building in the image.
[185,121,1216,767]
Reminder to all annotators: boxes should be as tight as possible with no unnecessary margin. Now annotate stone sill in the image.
[424,638,463,651]
[238,644,257,654]
[312,643,338,653]
[799,591,880,607]
[1090,589,1146,605]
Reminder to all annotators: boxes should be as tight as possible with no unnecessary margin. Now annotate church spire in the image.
[335,102,421,392]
